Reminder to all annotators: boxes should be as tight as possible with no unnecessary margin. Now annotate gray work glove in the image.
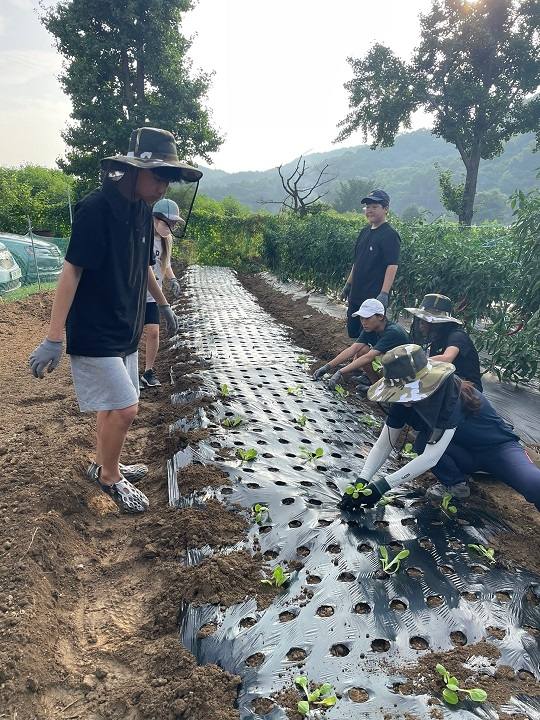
[340,282,352,301]
[376,291,389,309]
[29,339,64,378]
[312,364,331,381]
[158,304,179,337]
[169,278,181,299]
[328,369,344,390]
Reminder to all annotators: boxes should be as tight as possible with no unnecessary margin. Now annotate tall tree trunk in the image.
[460,150,481,225]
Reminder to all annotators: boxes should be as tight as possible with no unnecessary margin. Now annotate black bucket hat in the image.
[405,294,463,325]
[101,127,202,183]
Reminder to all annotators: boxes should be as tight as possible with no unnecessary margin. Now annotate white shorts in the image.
[70,352,140,412]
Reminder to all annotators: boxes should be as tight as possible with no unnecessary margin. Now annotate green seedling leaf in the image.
[294,676,309,690]
[359,413,382,429]
[441,493,457,515]
[377,494,393,506]
[334,384,349,397]
[287,385,303,396]
[314,447,324,458]
[222,415,243,428]
[237,448,258,462]
[401,442,418,459]
[220,383,229,397]
[467,688,487,703]
[345,481,372,498]
[314,696,337,708]
[379,546,389,561]
[467,543,495,563]
[442,688,459,705]
[318,683,333,696]
[296,354,310,365]
[371,357,383,372]
[272,565,290,587]
[308,690,321,702]
[296,414,308,427]
[435,663,448,678]
[299,446,324,463]
[252,503,269,525]
[446,681,459,692]
[380,546,409,574]
[297,700,310,716]
[395,549,410,561]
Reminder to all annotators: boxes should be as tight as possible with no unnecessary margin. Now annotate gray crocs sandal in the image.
[95,469,149,513]
[87,462,148,484]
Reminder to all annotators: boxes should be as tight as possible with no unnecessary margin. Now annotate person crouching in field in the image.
[139,199,184,389]
[339,344,540,510]
[312,298,408,392]
[29,127,202,513]
[406,293,483,391]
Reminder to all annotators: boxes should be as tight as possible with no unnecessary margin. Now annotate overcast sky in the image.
[0,0,434,172]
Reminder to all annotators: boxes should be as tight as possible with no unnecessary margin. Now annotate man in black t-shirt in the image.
[29,127,202,514]
[406,293,483,391]
[313,298,408,389]
[340,189,400,338]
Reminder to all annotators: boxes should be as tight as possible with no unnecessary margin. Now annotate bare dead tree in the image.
[260,156,336,215]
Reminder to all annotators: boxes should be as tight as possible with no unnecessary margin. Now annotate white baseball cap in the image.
[352,298,386,318]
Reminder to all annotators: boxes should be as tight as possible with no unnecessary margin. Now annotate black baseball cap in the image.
[361,189,390,207]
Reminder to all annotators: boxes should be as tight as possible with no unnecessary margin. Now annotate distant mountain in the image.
[198,130,539,222]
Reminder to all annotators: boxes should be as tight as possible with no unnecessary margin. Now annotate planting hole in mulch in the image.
[279,610,298,623]
[197,622,217,639]
[461,590,480,601]
[296,546,310,557]
[439,564,454,576]
[263,549,279,560]
[260,525,273,534]
[306,574,321,584]
[348,687,369,703]
[289,520,302,528]
[496,591,512,602]
[330,643,350,657]
[357,542,372,552]
[282,497,295,505]
[406,567,424,579]
[354,602,371,614]
[246,652,265,667]
[409,636,429,650]
[338,572,356,582]
[426,594,444,608]
[286,647,308,662]
[239,616,258,629]
[374,520,389,529]
[371,639,391,652]
[487,626,506,639]
[251,698,275,715]
[450,631,468,646]
[390,599,408,612]
[327,543,341,554]
[316,605,334,617]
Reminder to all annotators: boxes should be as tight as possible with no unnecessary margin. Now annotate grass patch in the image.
[0,281,57,303]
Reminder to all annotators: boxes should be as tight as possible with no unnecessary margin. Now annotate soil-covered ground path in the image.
[0,289,275,720]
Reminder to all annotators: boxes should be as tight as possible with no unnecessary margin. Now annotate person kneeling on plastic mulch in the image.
[339,344,540,510]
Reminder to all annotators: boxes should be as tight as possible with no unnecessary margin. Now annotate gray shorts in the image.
[70,352,140,412]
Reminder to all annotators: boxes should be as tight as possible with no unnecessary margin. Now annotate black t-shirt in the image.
[357,321,409,354]
[350,222,400,304]
[429,325,483,391]
[386,376,518,451]
[65,187,154,357]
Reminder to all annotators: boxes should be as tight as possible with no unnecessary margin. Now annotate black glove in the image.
[340,282,352,301]
[312,364,330,381]
[327,369,344,390]
[376,291,389,309]
[338,477,390,511]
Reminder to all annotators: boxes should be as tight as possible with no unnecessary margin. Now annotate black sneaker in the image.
[140,368,161,387]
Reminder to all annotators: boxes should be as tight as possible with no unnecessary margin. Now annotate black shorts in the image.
[144,302,160,326]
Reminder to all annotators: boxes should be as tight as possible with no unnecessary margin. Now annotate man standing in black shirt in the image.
[340,189,400,338]
[29,127,202,514]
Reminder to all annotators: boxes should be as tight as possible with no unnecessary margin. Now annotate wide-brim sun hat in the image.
[367,343,455,404]
[405,293,462,325]
[101,127,203,183]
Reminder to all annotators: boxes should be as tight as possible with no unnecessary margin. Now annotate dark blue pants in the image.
[432,440,540,510]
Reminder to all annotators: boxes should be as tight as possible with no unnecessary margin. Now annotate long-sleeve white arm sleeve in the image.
[359,425,402,481]
[385,428,456,489]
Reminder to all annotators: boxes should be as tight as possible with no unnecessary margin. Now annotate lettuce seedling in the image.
[379,545,410,574]
[295,414,308,427]
[296,354,310,366]
[371,357,383,372]
[252,503,269,525]
[344,481,372,499]
[261,565,290,588]
[220,383,230,398]
[400,442,418,459]
[299,446,324,463]
[222,416,243,428]
[377,494,394,507]
[468,543,495,564]
[334,384,349,397]
[441,493,457,516]
[294,676,337,716]
[236,448,258,462]
[287,385,303,396]
[436,664,487,705]
[359,414,382,430]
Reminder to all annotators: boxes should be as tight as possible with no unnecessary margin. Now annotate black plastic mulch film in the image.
[167,267,540,720]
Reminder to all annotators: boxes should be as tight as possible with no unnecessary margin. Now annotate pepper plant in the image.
[261,565,290,588]
[236,448,258,462]
[379,545,410,574]
[436,664,487,706]
[294,676,337,716]
[468,543,495,564]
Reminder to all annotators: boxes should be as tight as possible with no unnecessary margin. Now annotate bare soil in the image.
[0,289,272,720]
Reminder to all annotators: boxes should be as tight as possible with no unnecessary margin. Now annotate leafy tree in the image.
[42,0,222,193]
[336,0,540,225]
[401,205,427,223]
[331,177,373,213]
